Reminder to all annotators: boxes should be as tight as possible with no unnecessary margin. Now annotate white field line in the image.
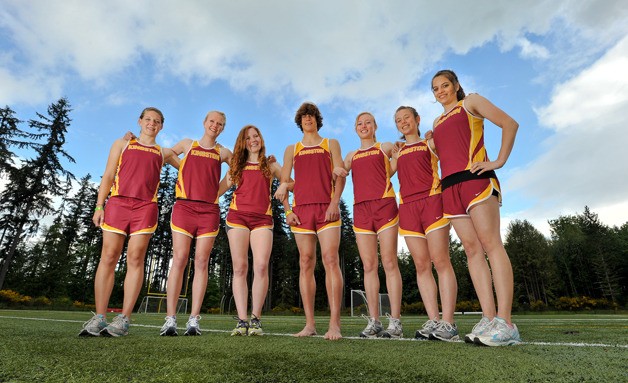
[1,315,627,348]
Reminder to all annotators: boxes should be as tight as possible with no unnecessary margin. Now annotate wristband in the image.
[94,205,104,212]
[285,210,293,216]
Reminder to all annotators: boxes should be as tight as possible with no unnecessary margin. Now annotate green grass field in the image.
[1,310,626,382]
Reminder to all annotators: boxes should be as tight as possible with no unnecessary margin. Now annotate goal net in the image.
[350,290,391,317]
[137,295,188,314]
[137,252,192,314]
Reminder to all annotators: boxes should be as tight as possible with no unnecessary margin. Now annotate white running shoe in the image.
[380,313,403,339]
[184,315,201,336]
[474,317,521,346]
[359,315,384,338]
[429,321,459,342]
[160,315,178,336]
[464,316,491,344]
[78,313,107,337]
[100,314,129,337]
[414,319,439,340]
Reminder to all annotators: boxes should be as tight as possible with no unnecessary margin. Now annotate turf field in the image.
[0,310,626,382]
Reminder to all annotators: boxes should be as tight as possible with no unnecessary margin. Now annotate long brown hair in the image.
[432,69,466,101]
[229,125,272,185]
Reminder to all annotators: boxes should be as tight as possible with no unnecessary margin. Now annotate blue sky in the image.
[1,0,627,244]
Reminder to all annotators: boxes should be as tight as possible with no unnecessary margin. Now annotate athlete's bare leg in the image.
[293,233,318,337]
[318,227,343,340]
[166,232,193,316]
[451,217,496,320]
[250,228,273,318]
[426,226,457,324]
[356,234,380,320]
[469,196,513,323]
[94,231,126,317]
[378,226,402,319]
[228,228,251,320]
[121,233,152,319]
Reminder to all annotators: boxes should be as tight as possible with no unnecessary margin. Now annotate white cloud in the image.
[3,1,626,107]
[517,38,550,60]
[0,67,62,105]
[508,35,628,225]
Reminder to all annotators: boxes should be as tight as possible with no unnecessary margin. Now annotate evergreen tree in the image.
[65,175,101,303]
[0,98,75,290]
[549,214,586,297]
[578,207,622,303]
[505,219,557,306]
[0,106,30,173]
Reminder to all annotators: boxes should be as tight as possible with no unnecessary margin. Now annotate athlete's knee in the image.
[170,252,189,269]
[232,261,248,278]
[321,251,339,268]
[431,254,453,272]
[381,255,400,273]
[98,248,121,267]
[477,236,504,255]
[126,252,146,269]
[460,238,484,259]
[299,253,316,271]
[414,258,432,275]
[253,262,268,276]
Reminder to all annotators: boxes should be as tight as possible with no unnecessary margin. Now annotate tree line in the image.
[0,99,626,313]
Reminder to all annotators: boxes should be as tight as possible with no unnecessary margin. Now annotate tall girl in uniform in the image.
[159,110,232,336]
[278,102,346,340]
[391,106,459,341]
[430,69,520,346]
[225,125,292,336]
[333,112,403,338]
[80,107,179,337]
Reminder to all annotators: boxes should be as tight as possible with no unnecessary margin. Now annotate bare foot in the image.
[324,327,342,340]
[293,326,317,337]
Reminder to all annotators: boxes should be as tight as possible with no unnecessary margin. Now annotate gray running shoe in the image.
[249,315,263,336]
[231,319,249,336]
[184,315,201,336]
[359,315,384,338]
[474,317,521,346]
[78,313,107,337]
[414,319,439,339]
[160,315,178,336]
[429,321,459,342]
[464,316,491,344]
[100,314,129,337]
[380,313,403,339]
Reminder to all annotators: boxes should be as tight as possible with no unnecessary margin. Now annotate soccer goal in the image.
[137,296,188,314]
[350,289,391,317]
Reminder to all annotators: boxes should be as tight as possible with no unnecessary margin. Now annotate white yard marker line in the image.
[1,315,627,348]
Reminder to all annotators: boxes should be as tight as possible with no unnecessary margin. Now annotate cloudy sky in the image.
[1,0,627,241]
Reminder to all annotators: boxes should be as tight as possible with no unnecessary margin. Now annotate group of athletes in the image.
[79,69,521,347]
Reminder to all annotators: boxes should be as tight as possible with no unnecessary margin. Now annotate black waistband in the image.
[441,170,497,190]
